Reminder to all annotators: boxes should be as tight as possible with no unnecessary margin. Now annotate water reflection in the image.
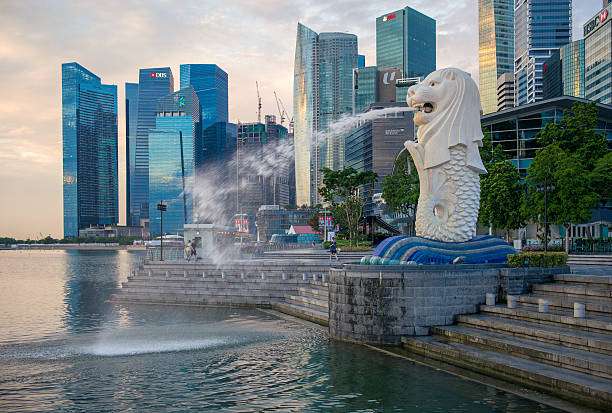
[0,250,561,412]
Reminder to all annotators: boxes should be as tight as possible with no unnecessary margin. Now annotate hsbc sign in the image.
[150,72,168,78]
[584,8,609,37]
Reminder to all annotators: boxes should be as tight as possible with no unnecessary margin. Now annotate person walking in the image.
[184,240,192,263]
[329,238,338,262]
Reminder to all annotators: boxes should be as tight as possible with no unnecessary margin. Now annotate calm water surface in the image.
[0,250,560,411]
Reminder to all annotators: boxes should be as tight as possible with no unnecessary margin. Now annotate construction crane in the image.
[273,91,285,125]
[256,81,262,123]
[274,92,294,132]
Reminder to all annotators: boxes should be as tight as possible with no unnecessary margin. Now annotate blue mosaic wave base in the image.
[366,235,517,265]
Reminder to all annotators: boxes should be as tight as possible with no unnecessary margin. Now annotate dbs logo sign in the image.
[150,72,168,78]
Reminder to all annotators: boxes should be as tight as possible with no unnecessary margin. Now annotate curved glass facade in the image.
[62,62,118,238]
[293,23,319,206]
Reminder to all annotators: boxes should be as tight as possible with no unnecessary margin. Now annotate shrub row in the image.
[507,252,568,268]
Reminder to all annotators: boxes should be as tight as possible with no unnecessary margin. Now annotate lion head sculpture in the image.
[406,68,486,174]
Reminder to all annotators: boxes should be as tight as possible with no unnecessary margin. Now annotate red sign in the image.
[150,73,155,78]
[383,13,396,22]
[318,217,333,227]
[600,9,608,22]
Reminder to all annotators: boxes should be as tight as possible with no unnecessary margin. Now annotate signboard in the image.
[584,7,609,37]
[234,219,248,232]
[378,69,402,102]
[150,72,168,78]
[327,231,335,242]
[382,13,396,22]
[318,216,333,227]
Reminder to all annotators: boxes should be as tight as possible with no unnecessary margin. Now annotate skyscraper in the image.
[62,62,118,238]
[293,23,358,206]
[128,67,174,227]
[514,0,572,106]
[584,3,612,104]
[179,64,229,164]
[542,40,585,100]
[148,87,200,236]
[376,6,436,79]
[479,0,514,114]
[125,82,138,226]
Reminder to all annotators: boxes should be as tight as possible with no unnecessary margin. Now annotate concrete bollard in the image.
[241,272,247,280]
[261,272,267,280]
[574,302,586,318]
[282,273,288,280]
[184,270,189,278]
[202,271,208,278]
[538,298,549,313]
[221,272,227,279]
[507,295,517,309]
[303,273,308,281]
[165,271,171,278]
[148,270,152,277]
[486,293,496,306]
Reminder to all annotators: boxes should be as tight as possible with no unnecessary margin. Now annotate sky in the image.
[0,0,603,239]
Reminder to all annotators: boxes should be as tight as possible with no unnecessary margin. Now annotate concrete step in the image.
[532,283,612,300]
[554,273,612,287]
[456,313,612,355]
[284,294,328,312]
[110,291,275,306]
[116,287,291,299]
[568,255,612,266]
[298,286,328,300]
[272,300,328,326]
[479,304,612,334]
[516,294,612,317]
[401,335,612,410]
[432,324,612,379]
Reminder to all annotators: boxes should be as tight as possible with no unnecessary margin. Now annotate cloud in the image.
[0,0,602,238]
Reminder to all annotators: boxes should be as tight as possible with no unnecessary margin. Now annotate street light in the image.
[157,201,167,260]
[536,179,555,252]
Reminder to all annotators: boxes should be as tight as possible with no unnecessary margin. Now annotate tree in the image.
[480,127,507,167]
[590,152,612,205]
[479,161,525,241]
[525,144,598,252]
[534,102,608,170]
[381,151,419,235]
[318,167,377,246]
[308,210,320,234]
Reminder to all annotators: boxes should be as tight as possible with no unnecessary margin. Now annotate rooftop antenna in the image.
[256,81,262,123]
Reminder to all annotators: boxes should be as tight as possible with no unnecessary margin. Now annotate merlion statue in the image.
[404,68,487,242]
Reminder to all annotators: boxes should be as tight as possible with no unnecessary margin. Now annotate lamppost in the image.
[536,179,555,252]
[157,201,167,260]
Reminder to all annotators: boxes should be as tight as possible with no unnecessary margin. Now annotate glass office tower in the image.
[514,0,572,106]
[584,3,612,104]
[353,66,378,114]
[129,67,174,227]
[318,32,358,173]
[125,82,138,226]
[148,87,200,236]
[544,40,585,99]
[62,62,118,238]
[376,6,436,79]
[293,23,358,205]
[179,64,229,164]
[294,23,319,206]
[479,0,514,114]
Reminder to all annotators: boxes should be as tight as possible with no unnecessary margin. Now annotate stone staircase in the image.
[402,271,612,410]
[110,261,331,325]
[568,254,612,266]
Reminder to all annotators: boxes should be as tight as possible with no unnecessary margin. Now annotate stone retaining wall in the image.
[329,264,569,345]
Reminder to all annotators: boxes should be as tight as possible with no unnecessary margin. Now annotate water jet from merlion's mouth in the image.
[184,107,413,265]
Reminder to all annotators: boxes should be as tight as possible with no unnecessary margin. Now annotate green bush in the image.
[507,252,568,268]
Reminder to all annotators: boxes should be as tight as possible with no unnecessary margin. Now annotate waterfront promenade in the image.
[111,248,612,410]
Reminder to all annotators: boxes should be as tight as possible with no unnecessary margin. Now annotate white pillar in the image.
[538,298,549,313]
[486,293,496,306]
[574,303,586,318]
[507,295,517,309]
